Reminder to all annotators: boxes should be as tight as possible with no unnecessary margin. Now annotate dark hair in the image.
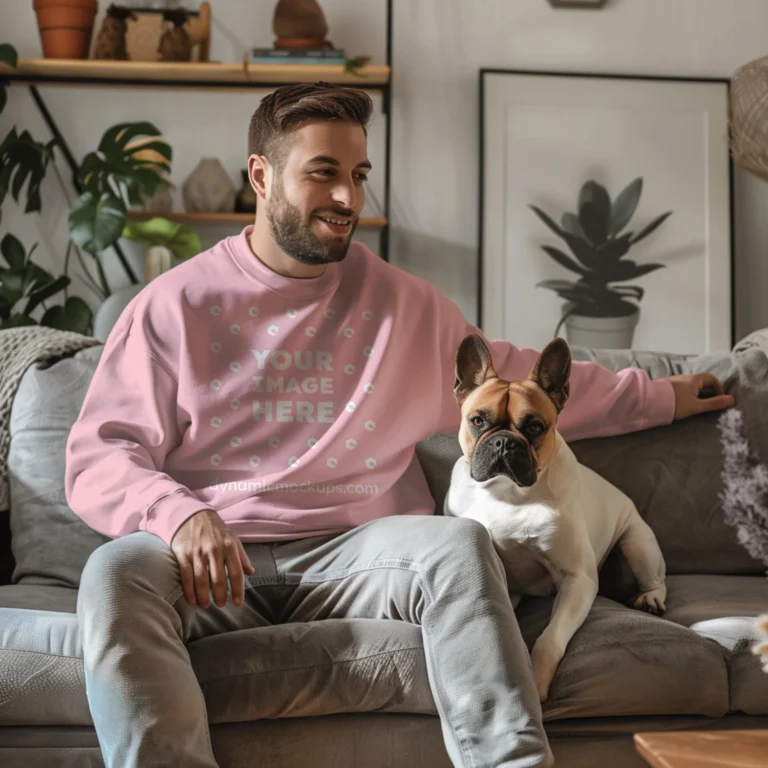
[248,82,373,169]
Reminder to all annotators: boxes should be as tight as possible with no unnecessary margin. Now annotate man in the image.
[66,82,733,768]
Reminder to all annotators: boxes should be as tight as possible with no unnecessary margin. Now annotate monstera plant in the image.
[0,233,90,332]
[530,177,672,346]
[68,122,171,294]
[0,41,85,330]
[0,41,173,332]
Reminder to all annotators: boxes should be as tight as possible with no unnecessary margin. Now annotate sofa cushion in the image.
[8,346,109,588]
[0,585,87,727]
[567,340,768,579]
[662,574,768,715]
[0,578,752,728]
[0,583,437,727]
[8,330,768,590]
[514,594,729,721]
[0,584,78,613]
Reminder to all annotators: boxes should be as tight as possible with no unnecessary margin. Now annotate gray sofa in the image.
[2,333,768,768]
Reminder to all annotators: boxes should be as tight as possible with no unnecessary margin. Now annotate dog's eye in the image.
[470,416,484,428]
[526,422,545,437]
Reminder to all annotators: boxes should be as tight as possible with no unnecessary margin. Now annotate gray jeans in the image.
[77,515,552,768]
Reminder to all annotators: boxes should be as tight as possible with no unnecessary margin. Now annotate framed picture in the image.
[479,69,734,355]
[548,0,608,7]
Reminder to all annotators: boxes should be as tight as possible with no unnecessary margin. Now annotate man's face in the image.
[265,119,371,266]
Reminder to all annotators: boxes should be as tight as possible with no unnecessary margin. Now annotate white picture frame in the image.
[479,69,733,355]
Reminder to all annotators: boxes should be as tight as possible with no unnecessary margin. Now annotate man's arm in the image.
[433,292,732,440]
[64,319,211,547]
[65,316,254,608]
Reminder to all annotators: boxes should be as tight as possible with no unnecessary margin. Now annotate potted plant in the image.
[1,41,173,333]
[530,177,672,349]
[90,217,200,340]
[68,120,171,288]
[33,0,99,59]
[1,42,88,330]
[0,233,92,331]
[121,216,202,282]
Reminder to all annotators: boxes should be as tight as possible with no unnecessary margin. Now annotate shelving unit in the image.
[0,0,394,282]
[1,57,391,88]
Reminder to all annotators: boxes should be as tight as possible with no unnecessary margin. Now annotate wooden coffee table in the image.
[634,729,768,767]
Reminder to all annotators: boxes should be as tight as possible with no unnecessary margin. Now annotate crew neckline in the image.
[227,225,341,298]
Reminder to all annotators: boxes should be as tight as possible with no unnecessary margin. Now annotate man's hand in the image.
[668,372,735,420]
[171,508,255,609]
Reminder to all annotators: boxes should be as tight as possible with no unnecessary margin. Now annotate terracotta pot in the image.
[33,0,99,59]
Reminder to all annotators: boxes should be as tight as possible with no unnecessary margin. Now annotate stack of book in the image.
[248,47,346,65]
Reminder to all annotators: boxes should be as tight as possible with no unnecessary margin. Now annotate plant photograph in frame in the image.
[479,69,733,354]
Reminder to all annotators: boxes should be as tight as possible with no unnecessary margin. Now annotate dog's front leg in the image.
[531,570,598,703]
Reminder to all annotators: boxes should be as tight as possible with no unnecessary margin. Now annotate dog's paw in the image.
[530,636,564,703]
[633,585,667,616]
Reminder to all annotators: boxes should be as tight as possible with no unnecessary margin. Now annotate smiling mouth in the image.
[316,214,355,234]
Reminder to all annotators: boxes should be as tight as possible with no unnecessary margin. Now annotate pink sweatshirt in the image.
[65,226,676,548]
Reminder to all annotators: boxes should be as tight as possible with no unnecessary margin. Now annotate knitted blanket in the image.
[0,326,102,511]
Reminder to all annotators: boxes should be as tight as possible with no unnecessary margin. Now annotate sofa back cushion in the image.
[569,339,767,577]
[7,334,768,589]
[8,346,109,587]
[417,335,768,589]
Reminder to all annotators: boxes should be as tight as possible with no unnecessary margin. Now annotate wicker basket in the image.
[730,55,768,182]
[123,2,210,62]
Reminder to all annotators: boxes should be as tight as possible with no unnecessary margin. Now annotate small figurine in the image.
[93,4,137,60]
[158,8,192,62]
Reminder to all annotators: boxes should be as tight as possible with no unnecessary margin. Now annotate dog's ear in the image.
[529,337,572,412]
[454,334,498,405]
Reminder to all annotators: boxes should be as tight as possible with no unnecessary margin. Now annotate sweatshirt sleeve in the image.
[433,292,676,442]
[65,317,211,547]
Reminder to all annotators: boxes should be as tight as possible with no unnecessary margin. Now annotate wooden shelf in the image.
[0,58,390,89]
[126,210,388,229]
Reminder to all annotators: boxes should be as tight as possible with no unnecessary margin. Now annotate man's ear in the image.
[454,334,498,405]
[248,154,270,203]
[529,337,572,412]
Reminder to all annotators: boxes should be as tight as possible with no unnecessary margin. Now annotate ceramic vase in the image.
[272,0,329,48]
[145,244,174,282]
[182,158,236,213]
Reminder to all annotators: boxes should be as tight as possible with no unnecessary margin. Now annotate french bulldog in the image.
[443,333,667,702]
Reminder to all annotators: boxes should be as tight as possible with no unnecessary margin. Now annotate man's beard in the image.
[266,181,358,266]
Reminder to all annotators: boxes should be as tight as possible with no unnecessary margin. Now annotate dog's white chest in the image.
[444,466,563,595]
[443,436,632,595]
[475,494,560,550]
[484,501,562,596]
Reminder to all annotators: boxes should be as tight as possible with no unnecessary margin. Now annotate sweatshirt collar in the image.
[227,225,341,298]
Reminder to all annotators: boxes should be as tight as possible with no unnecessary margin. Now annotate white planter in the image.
[93,283,146,342]
[563,306,640,350]
[145,245,175,282]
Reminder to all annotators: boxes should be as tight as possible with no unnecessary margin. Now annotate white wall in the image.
[3,0,768,341]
